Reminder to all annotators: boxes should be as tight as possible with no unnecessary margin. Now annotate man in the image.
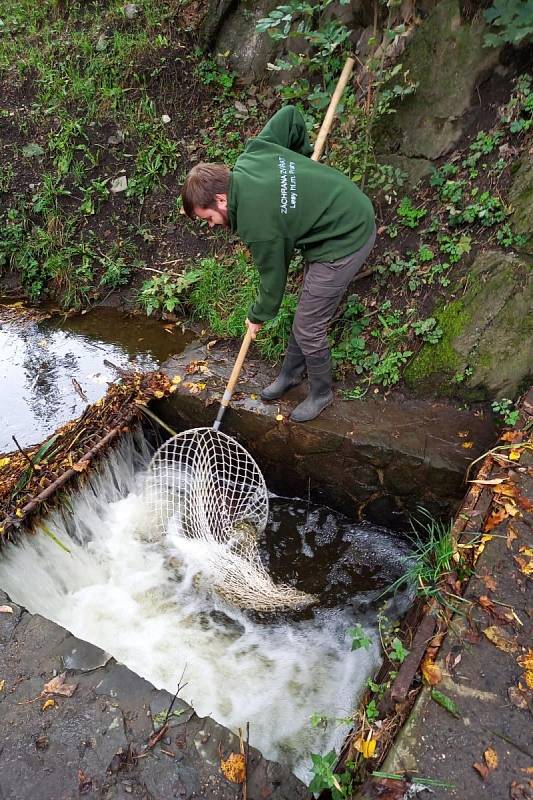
[181,105,375,422]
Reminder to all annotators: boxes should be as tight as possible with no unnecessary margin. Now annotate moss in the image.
[405,298,471,386]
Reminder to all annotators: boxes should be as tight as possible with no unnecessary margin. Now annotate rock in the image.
[405,249,532,399]
[508,153,533,255]
[110,175,128,193]
[123,3,138,19]
[215,0,282,81]
[161,114,171,124]
[378,0,500,160]
[22,143,44,158]
[107,129,124,145]
[198,0,236,48]
[95,33,107,51]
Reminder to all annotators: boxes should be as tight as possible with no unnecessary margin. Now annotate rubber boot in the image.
[290,352,333,423]
[261,334,306,401]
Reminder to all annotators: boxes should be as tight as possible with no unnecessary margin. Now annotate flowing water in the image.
[0,431,411,783]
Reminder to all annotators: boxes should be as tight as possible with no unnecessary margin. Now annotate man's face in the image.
[193,193,228,228]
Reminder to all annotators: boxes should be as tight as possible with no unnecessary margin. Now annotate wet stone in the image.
[60,637,112,672]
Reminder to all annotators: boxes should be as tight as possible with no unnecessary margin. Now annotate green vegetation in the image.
[484,0,533,47]
[381,508,466,606]
[347,624,372,651]
[491,397,519,426]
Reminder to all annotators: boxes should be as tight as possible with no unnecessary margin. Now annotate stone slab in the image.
[0,592,310,800]
[157,341,496,526]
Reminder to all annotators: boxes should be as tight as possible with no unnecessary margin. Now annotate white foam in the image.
[0,434,381,783]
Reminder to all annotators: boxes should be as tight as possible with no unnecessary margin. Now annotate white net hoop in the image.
[144,428,316,612]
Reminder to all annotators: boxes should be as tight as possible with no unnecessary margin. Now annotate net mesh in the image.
[144,428,316,612]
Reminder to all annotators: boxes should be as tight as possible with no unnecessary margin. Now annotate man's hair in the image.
[181,162,230,218]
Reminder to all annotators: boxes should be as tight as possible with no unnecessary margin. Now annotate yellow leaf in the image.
[171,375,182,384]
[484,747,499,770]
[250,393,258,400]
[0,679,5,692]
[354,736,377,758]
[421,658,442,686]
[523,670,533,690]
[169,385,177,393]
[508,449,521,461]
[517,650,533,671]
[0,457,11,468]
[15,509,24,518]
[462,441,474,449]
[519,546,533,558]
[41,698,56,711]
[153,390,165,399]
[275,414,284,421]
[483,625,518,654]
[220,752,246,783]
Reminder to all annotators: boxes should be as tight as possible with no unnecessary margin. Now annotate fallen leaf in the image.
[484,509,508,532]
[458,431,469,438]
[153,390,165,399]
[478,595,496,612]
[517,650,533,671]
[0,679,5,692]
[509,448,522,461]
[521,768,533,775]
[171,375,182,385]
[493,483,519,499]
[480,573,497,591]
[220,752,246,783]
[510,780,533,800]
[78,768,93,794]
[470,477,505,485]
[504,501,520,517]
[519,546,533,558]
[421,657,442,685]
[0,605,13,613]
[462,441,474,449]
[431,688,460,717]
[35,735,48,750]
[507,524,519,549]
[483,625,518,653]
[41,698,56,711]
[250,393,258,400]
[508,685,529,709]
[43,672,78,697]
[354,736,377,758]
[473,761,489,780]
[275,414,284,421]
[72,460,90,472]
[515,556,533,576]
[0,457,11,469]
[523,671,533,690]
[500,430,522,443]
[484,747,499,770]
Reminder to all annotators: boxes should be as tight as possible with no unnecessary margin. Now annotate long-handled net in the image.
[144,427,316,611]
[145,58,356,612]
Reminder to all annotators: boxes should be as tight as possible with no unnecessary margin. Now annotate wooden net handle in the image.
[214,57,354,430]
[311,57,355,162]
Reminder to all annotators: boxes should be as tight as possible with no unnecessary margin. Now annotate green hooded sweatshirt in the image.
[228,106,375,324]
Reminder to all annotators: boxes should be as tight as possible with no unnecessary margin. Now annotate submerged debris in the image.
[0,370,176,542]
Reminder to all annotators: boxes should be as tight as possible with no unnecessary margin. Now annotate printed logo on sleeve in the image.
[279,156,297,215]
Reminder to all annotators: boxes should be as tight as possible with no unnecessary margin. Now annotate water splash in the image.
[0,431,409,782]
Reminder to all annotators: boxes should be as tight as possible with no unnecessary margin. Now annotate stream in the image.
[0,305,412,784]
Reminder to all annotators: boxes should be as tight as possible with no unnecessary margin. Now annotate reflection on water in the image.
[0,432,411,783]
[0,307,191,451]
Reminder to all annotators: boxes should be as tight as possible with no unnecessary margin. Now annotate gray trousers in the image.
[293,226,376,357]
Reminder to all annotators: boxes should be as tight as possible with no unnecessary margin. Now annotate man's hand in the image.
[246,319,263,339]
